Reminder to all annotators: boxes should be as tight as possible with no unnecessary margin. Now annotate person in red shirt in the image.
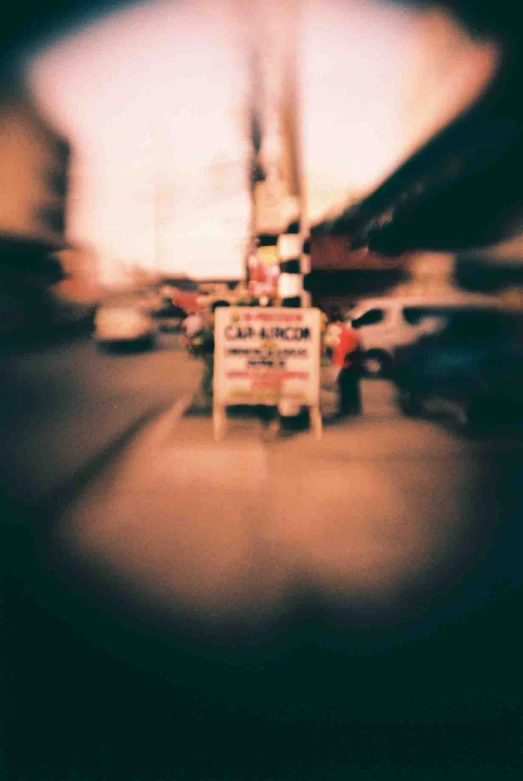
[333,319,362,417]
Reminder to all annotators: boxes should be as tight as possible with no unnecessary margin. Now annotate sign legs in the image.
[310,404,323,440]
[213,403,227,441]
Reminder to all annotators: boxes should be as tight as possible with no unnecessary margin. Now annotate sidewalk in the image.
[58,376,473,628]
[46,365,523,752]
[13,355,522,779]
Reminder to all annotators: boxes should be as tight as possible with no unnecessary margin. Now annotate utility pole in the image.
[153,123,173,281]
[276,0,309,308]
[246,19,265,291]
[244,0,308,307]
[153,130,163,278]
[243,1,312,424]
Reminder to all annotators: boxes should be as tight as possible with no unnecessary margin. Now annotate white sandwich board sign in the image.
[213,307,322,439]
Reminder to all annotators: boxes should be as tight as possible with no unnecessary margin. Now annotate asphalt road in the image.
[0,332,200,504]
[2,356,523,780]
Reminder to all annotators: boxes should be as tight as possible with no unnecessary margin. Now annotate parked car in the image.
[392,308,523,429]
[94,304,156,349]
[159,277,201,314]
[349,295,501,377]
[152,300,186,332]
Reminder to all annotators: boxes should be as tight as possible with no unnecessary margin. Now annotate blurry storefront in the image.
[53,243,100,299]
[455,254,523,308]
[391,252,459,297]
[305,229,407,313]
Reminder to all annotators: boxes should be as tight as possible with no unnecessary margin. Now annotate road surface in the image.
[0,332,200,503]
[2,352,522,780]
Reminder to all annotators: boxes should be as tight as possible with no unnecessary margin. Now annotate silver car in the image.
[94,304,156,349]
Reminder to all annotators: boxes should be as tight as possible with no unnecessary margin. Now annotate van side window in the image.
[402,307,425,325]
[403,307,453,335]
[403,307,451,325]
[352,308,384,328]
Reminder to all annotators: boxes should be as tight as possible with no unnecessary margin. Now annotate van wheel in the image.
[362,350,390,378]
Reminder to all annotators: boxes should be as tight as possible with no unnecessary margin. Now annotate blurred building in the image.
[324,35,523,259]
[0,68,70,341]
[455,254,523,305]
[52,242,100,306]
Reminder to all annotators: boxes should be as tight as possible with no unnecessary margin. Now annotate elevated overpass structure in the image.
[324,29,523,258]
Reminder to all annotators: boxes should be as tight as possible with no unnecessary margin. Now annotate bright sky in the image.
[29,0,499,283]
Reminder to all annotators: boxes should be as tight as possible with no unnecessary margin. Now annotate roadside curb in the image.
[46,401,177,518]
[183,391,213,417]
[160,392,196,425]
[143,392,199,442]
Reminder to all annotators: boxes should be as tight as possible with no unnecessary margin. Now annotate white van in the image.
[348,295,501,376]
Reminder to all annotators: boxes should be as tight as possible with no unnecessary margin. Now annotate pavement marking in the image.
[164,392,195,427]
[138,392,195,449]
[46,403,170,517]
